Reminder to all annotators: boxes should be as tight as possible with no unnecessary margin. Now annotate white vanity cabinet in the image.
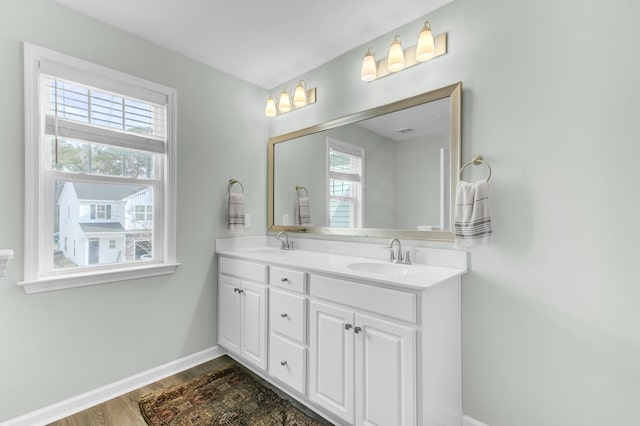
[216,246,463,426]
[217,257,268,370]
[309,275,417,426]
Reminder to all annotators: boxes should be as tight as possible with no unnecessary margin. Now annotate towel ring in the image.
[228,179,244,193]
[295,185,309,197]
[459,156,492,182]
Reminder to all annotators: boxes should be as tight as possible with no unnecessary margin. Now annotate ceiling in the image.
[53,0,452,89]
[356,97,450,142]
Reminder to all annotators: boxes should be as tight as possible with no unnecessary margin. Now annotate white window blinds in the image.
[42,76,166,154]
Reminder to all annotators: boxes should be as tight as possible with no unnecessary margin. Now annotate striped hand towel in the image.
[228,192,245,231]
[454,180,493,248]
[296,196,311,226]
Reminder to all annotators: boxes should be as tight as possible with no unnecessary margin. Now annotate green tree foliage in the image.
[51,138,153,178]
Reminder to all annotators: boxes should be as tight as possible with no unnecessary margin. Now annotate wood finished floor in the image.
[48,355,235,426]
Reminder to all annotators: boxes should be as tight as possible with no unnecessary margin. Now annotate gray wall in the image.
[273,134,327,225]
[269,0,640,425]
[0,0,267,421]
[395,136,448,229]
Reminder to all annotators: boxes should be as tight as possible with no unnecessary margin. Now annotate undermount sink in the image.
[346,261,417,276]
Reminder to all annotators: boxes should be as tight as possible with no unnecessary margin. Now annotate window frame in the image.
[326,137,364,228]
[20,43,178,294]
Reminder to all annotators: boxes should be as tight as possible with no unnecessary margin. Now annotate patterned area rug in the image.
[139,363,330,426]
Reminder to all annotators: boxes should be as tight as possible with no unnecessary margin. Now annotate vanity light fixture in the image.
[264,82,317,117]
[360,48,377,81]
[360,20,447,82]
[293,80,308,107]
[416,21,435,61]
[387,35,405,72]
[278,88,292,113]
[264,95,277,117]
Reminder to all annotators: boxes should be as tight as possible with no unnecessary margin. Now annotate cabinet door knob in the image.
[281,277,289,282]
[233,288,238,293]
[238,289,244,294]
[280,360,287,366]
[354,326,362,334]
[344,323,352,330]
[280,313,288,318]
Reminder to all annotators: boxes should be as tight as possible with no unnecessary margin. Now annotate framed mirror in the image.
[268,82,461,241]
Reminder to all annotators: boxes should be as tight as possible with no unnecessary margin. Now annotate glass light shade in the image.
[265,96,277,117]
[293,81,307,107]
[360,48,377,81]
[278,89,291,113]
[387,35,405,72]
[416,21,435,62]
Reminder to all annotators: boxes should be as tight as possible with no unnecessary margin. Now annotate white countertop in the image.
[216,246,465,290]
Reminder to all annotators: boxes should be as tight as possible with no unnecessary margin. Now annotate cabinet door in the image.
[240,280,268,370]
[355,313,416,426]
[309,300,355,424]
[218,274,241,353]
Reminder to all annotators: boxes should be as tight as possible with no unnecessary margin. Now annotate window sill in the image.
[18,262,180,294]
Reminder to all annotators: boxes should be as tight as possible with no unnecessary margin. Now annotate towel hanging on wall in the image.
[228,179,245,231]
[295,185,311,226]
[453,180,492,248]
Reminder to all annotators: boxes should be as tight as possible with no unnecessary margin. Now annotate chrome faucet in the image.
[276,231,294,251]
[387,238,412,264]
[388,238,402,263]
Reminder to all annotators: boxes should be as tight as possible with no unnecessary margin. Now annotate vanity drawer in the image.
[269,333,306,394]
[310,275,416,323]
[269,288,306,343]
[219,256,267,283]
[270,266,306,293]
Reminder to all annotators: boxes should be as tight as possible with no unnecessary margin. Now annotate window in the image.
[135,205,153,221]
[91,204,112,220]
[20,43,178,293]
[327,138,364,228]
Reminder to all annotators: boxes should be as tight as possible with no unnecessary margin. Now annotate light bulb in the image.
[278,88,291,113]
[360,48,377,81]
[293,81,307,107]
[416,21,435,62]
[387,35,405,72]
[265,96,277,117]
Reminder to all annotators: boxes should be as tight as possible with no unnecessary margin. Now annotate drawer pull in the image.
[345,323,353,331]
[280,313,288,318]
[354,326,362,334]
[281,277,289,282]
[280,360,288,366]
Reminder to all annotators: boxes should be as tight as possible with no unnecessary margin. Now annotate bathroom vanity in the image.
[216,237,466,426]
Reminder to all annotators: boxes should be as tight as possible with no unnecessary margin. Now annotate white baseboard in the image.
[3,346,226,426]
[464,414,490,426]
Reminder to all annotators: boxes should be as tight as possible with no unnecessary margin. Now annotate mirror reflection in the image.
[268,82,461,241]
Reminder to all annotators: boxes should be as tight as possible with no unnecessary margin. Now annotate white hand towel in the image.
[454,180,493,248]
[228,192,245,231]
[296,196,311,226]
